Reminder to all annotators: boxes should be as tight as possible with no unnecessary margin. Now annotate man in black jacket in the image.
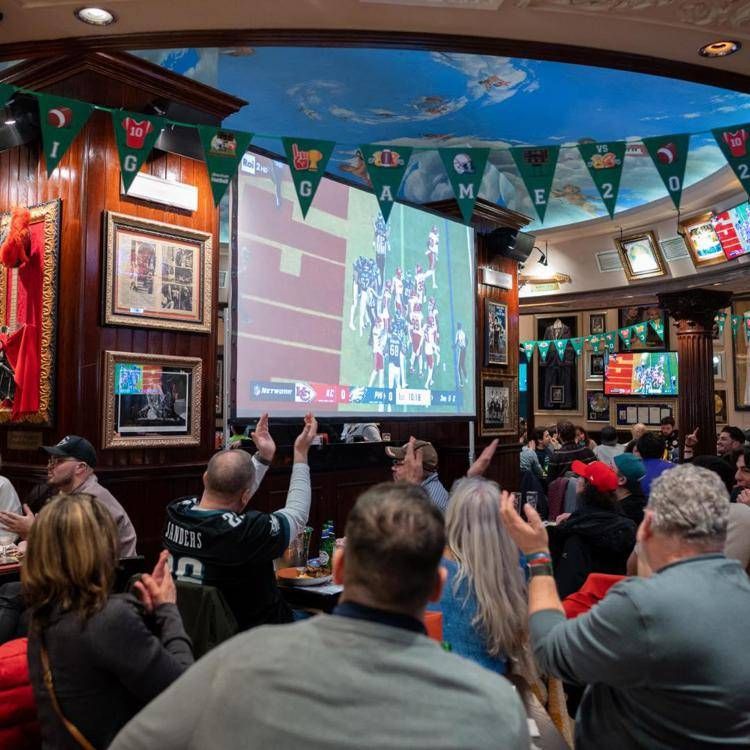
[546,421,595,483]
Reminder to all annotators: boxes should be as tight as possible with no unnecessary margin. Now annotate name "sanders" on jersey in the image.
[164,521,203,550]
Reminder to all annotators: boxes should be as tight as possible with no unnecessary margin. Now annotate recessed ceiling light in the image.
[74,7,117,26]
[4,119,16,126]
[698,40,741,58]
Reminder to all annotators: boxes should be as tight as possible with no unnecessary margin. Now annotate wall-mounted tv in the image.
[711,202,750,260]
[604,352,679,396]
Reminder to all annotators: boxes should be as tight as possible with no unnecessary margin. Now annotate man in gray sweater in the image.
[111,480,529,750]
[501,463,750,749]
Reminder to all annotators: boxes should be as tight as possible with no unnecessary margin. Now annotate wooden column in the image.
[658,290,733,458]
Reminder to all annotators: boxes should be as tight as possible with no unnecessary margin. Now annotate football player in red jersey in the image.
[425,225,439,289]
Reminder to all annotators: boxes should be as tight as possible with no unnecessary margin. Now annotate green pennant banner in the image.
[553,339,568,358]
[522,341,537,360]
[112,111,165,193]
[570,337,584,356]
[438,148,489,224]
[642,133,691,210]
[634,323,649,343]
[510,145,560,222]
[745,313,750,344]
[282,137,336,219]
[589,335,603,353]
[197,126,254,206]
[577,141,626,218]
[649,318,665,341]
[605,332,617,352]
[732,315,741,336]
[37,94,94,176]
[714,312,727,338]
[360,144,413,223]
[619,327,633,348]
[712,125,750,197]
[537,340,551,359]
[0,84,15,110]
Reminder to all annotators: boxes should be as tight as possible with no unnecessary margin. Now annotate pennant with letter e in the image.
[112,110,165,193]
[577,141,626,218]
[282,137,335,219]
[553,339,568,358]
[438,147,489,224]
[37,94,94,176]
[537,340,551,360]
[712,125,750,197]
[522,341,537,361]
[642,133,691,210]
[510,145,560,223]
[570,337,584,357]
[198,126,253,205]
[360,144,412,223]
[649,318,665,341]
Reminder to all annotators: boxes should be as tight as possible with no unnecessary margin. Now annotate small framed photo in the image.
[480,376,517,436]
[586,390,610,422]
[713,351,725,381]
[589,313,606,335]
[484,300,508,367]
[715,389,728,424]
[102,351,202,449]
[587,352,606,380]
[614,230,667,281]
[679,212,726,268]
[215,355,224,420]
[550,385,564,404]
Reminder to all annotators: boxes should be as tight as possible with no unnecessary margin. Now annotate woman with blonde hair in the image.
[23,493,193,750]
[428,477,535,679]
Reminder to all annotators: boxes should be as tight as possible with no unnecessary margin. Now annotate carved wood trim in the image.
[425,198,531,233]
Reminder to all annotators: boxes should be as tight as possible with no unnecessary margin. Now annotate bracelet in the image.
[529,563,553,578]
[527,556,552,567]
[254,454,272,467]
[525,551,551,564]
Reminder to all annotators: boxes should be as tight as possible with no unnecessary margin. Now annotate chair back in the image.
[175,580,239,659]
[114,556,146,593]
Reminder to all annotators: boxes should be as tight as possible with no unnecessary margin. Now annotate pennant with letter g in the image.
[282,137,335,219]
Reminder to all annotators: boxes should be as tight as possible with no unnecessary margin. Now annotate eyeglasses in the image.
[47,456,77,467]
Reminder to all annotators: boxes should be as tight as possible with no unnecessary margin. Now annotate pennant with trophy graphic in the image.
[37,94,94,176]
[112,110,165,193]
[605,332,617,353]
[438,147,489,224]
[537,340,551,360]
[589,335,604,353]
[712,124,750,197]
[553,339,568,358]
[282,137,335,219]
[522,341,537,361]
[578,141,627,218]
[510,145,560,222]
[0,84,14,110]
[634,323,649,343]
[649,318,665,341]
[197,126,253,205]
[714,312,727,338]
[360,144,413,223]
[642,133,691,210]
[570,337,584,357]
[619,327,633,349]
[732,315,742,336]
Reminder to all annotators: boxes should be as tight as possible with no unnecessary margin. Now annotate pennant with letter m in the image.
[112,110,165,193]
[438,148,489,224]
[360,144,412,223]
[578,141,626,218]
[642,134,691,210]
[510,145,560,223]
[37,94,94,176]
[282,137,336,219]
[712,124,750,198]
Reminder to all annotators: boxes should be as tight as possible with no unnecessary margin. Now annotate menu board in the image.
[712,203,750,260]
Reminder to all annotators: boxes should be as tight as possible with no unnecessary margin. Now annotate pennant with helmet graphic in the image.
[619,327,633,349]
[570,337,584,357]
[604,331,617,353]
[360,144,413,223]
[112,110,165,193]
[522,341,537,361]
[642,134,691,210]
[714,311,727,338]
[649,318,665,341]
[732,315,742,336]
[37,94,94,177]
[197,126,254,205]
[510,145,560,223]
[438,148,489,224]
[712,124,750,198]
[589,335,604,353]
[537,340,551,360]
[577,141,627,219]
[553,339,568,358]
[634,322,649,343]
[282,137,336,219]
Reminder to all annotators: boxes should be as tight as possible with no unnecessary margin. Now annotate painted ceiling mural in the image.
[133,47,750,230]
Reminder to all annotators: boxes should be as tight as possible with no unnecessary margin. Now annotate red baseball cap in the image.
[571,460,618,492]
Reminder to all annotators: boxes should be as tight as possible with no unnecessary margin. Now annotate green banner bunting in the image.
[553,339,568,357]
[537,340,551,359]
[0,84,15,111]
[589,335,603,353]
[438,148,489,224]
[605,332,617,352]
[510,145,560,223]
[282,137,336,219]
[578,141,626,219]
[619,327,632,346]
[714,312,727,338]
[643,134,691,210]
[112,111,165,193]
[712,125,750,197]
[37,94,94,177]
[745,313,750,344]
[198,126,254,206]
[634,323,649,343]
[360,144,412,223]
[732,315,742,335]
[570,337,583,356]
[649,318,665,341]
[522,341,537,360]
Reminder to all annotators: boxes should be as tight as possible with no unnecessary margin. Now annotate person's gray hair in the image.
[648,464,729,546]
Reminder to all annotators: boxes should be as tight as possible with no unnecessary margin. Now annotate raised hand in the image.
[467,439,499,478]
[685,426,700,448]
[293,413,319,460]
[0,504,35,540]
[400,436,425,485]
[134,551,177,613]
[251,412,276,462]
[737,489,750,507]
[499,490,549,555]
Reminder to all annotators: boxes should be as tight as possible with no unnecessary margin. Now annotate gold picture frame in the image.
[614,230,667,281]
[480,375,518,437]
[678,212,726,268]
[102,351,202,449]
[103,211,213,333]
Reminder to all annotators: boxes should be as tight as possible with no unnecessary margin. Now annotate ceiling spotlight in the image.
[74,7,117,26]
[3,119,16,126]
[536,243,549,267]
[698,40,741,58]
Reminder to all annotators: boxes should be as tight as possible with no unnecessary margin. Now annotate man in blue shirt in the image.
[634,431,675,497]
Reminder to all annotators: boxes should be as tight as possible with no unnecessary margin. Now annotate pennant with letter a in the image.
[712,125,750,197]
[537,340,551,359]
[619,327,633,349]
[570,337,584,357]
[37,94,94,176]
[282,137,335,219]
[553,339,568,358]
[198,126,253,205]
[522,341,537,361]
[510,145,560,223]
[112,110,165,193]
[438,148,489,224]
[360,144,412,223]
[642,134,691,210]
[649,318,665,341]
[578,141,626,218]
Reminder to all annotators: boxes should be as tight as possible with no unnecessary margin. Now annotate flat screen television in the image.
[711,202,750,260]
[604,352,679,396]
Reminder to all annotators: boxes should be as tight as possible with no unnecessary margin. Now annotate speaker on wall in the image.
[486,228,536,263]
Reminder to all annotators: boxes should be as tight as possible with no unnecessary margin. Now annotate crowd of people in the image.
[0,414,749,748]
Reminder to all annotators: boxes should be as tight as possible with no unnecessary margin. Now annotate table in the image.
[279,581,342,613]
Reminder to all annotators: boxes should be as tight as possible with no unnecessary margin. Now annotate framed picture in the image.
[713,351,725,381]
[733,297,750,411]
[613,398,676,427]
[679,212,727,268]
[484,300,508,366]
[618,306,668,351]
[0,200,61,425]
[215,355,224,420]
[102,351,202,448]
[595,250,623,273]
[103,211,213,333]
[659,236,690,261]
[589,313,606,335]
[715,389,728,424]
[614,231,667,281]
[535,314,580,413]
[480,376,517,436]
[586,390,610,422]
[586,352,606,380]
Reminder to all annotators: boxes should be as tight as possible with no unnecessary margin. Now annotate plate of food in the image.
[277,561,332,587]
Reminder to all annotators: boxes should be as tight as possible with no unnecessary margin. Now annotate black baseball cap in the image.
[41,435,97,468]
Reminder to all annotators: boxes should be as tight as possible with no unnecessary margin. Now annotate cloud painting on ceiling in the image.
[132,47,750,230]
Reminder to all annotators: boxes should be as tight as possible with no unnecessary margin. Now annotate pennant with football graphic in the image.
[634,323,649,343]
[642,134,691,210]
[438,148,489,224]
[553,339,568,358]
[537,340,551,360]
[578,141,626,218]
[570,337,584,357]
[619,327,633,349]
[112,110,165,192]
[360,144,413,223]
[714,312,727,338]
[605,332,617,353]
[198,126,253,205]
[282,137,335,219]
[732,315,742,336]
[712,124,750,197]
[649,318,665,341]
[510,145,560,222]
[589,335,604,353]
[522,341,537,360]
[37,94,94,176]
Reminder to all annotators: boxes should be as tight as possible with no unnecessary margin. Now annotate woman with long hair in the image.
[23,493,193,750]
[428,477,536,680]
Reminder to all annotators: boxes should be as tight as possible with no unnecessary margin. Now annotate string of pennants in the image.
[4,82,750,220]
[521,312,750,361]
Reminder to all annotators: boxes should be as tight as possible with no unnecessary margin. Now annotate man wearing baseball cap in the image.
[0,435,137,558]
[613,453,647,525]
[386,440,449,513]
